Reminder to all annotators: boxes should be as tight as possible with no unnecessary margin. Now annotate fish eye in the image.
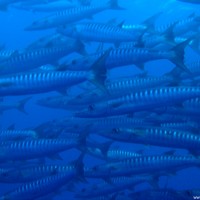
[112,128,119,134]
[88,104,95,111]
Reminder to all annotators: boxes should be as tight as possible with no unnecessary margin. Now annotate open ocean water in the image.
[0,0,200,199]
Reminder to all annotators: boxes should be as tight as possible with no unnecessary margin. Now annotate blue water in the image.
[0,0,200,199]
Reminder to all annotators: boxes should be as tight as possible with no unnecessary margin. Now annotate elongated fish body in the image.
[160,122,199,132]
[76,87,200,118]
[0,172,77,200]
[173,15,200,36]
[26,34,73,50]
[0,129,37,141]
[141,33,171,49]
[88,116,154,133]
[84,155,200,178]
[0,162,81,183]
[0,49,17,62]
[25,0,123,30]
[105,76,175,96]
[0,138,79,162]
[0,45,83,75]
[33,117,91,138]
[98,127,200,153]
[36,95,86,111]
[85,140,141,160]
[121,24,147,32]
[183,98,200,114]
[13,0,76,12]
[106,148,142,161]
[58,22,137,44]
[76,175,154,198]
[105,48,176,69]
[129,189,189,200]
[186,60,200,74]
[65,75,175,106]
[0,70,91,96]
[177,0,200,4]
[64,47,181,71]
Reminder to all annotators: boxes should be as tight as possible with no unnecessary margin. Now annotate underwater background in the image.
[0,0,200,199]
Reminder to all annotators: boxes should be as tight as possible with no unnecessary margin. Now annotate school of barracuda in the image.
[0,0,200,199]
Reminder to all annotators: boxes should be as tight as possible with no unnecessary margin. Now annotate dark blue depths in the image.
[0,0,200,199]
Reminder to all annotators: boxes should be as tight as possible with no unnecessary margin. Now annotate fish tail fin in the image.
[142,12,163,32]
[78,125,92,151]
[89,48,111,91]
[99,141,113,157]
[17,97,31,114]
[189,36,200,54]
[108,0,125,10]
[75,40,87,56]
[162,22,177,45]
[74,153,86,182]
[171,38,192,73]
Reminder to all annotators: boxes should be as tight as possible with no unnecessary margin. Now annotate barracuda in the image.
[84,154,200,178]
[160,122,199,132]
[58,22,138,45]
[85,140,141,160]
[183,98,200,114]
[26,34,74,49]
[0,71,90,96]
[0,41,85,75]
[0,49,16,62]
[0,129,37,141]
[0,138,82,162]
[75,87,200,118]
[129,189,189,200]
[62,44,187,71]
[25,0,123,30]
[64,75,176,105]
[0,48,108,96]
[76,175,156,198]
[177,0,200,4]
[0,171,79,200]
[12,0,77,12]
[0,158,83,183]
[97,127,200,154]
